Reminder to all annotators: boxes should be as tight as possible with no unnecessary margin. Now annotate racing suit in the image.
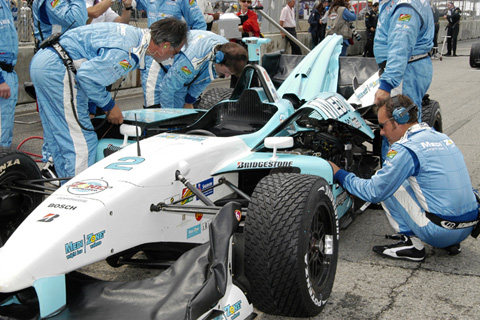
[32,0,87,44]
[132,0,206,107]
[0,0,18,147]
[154,30,227,109]
[335,123,478,248]
[30,23,149,178]
[374,0,434,116]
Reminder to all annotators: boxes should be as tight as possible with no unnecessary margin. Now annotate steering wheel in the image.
[185,129,217,137]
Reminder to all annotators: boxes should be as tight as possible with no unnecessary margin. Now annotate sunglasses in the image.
[378,117,393,129]
[240,0,253,3]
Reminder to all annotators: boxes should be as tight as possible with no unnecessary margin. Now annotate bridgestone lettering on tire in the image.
[0,147,43,247]
[244,173,339,317]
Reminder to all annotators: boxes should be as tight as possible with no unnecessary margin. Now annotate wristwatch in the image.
[125,5,133,10]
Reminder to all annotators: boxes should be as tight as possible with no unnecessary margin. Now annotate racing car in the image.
[0,34,442,320]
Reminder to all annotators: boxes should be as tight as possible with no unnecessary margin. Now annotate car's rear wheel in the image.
[194,88,234,110]
[422,96,442,132]
[244,173,338,317]
[0,147,43,247]
[470,42,480,68]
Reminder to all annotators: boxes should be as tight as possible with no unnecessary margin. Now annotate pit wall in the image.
[16,19,480,104]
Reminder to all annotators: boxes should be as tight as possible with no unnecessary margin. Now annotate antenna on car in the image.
[135,114,141,157]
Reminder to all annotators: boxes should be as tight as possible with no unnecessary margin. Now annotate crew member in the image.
[0,0,18,147]
[30,19,189,178]
[152,30,247,109]
[130,0,206,108]
[330,95,478,261]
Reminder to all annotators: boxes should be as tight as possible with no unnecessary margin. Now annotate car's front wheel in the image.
[244,173,338,317]
[0,147,43,247]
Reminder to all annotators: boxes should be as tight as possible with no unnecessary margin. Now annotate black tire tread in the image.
[195,88,234,110]
[245,173,333,316]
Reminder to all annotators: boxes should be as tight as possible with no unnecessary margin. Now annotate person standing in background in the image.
[325,0,356,56]
[0,0,18,148]
[431,2,440,56]
[363,1,378,57]
[279,0,302,55]
[237,0,260,37]
[444,1,461,56]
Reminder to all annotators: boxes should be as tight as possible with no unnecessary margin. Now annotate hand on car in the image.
[107,105,124,125]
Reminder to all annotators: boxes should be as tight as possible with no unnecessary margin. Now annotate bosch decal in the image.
[38,214,59,222]
[187,224,201,239]
[67,179,112,195]
[0,158,20,177]
[237,161,293,169]
[47,203,77,210]
[196,178,214,199]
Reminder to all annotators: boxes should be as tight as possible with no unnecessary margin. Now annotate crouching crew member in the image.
[330,95,479,262]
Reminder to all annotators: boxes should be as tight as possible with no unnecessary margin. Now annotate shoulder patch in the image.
[189,0,195,5]
[398,14,411,22]
[181,66,192,75]
[50,0,60,8]
[386,149,398,159]
[119,59,132,71]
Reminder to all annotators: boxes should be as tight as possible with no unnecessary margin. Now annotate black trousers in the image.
[447,24,459,54]
[284,27,302,55]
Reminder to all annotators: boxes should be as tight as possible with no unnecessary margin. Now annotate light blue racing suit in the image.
[30,23,149,178]
[32,0,87,43]
[0,0,18,147]
[132,0,206,107]
[374,0,434,116]
[334,124,478,248]
[154,30,227,109]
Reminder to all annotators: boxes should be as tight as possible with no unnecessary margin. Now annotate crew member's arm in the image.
[114,0,133,23]
[158,54,197,108]
[374,6,421,105]
[75,49,140,123]
[182,0,207,30]
[48,0,88,29]
[331,145,417,203]
[87,0,111,19]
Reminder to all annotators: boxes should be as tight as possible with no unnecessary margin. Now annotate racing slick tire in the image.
[194,88,234,110]
[244,173,338,317]
[421,95,442,133]
[0,148,43,247]
[470,42,480,68]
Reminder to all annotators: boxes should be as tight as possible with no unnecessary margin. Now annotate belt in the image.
[378,53,429,72]
[425,211,479,230]
[0,62,14,73]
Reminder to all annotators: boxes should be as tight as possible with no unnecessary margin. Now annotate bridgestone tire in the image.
[0,147,43,247]
[244,173,339,317]
[194,88,234,110]
[421,97,442,133]
[470,42,480,68]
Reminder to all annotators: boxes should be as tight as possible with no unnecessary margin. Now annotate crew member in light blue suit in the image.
[32,0,88,45]
[373,0,434,119]
[155,30,247,109]
[30,19,189,178]
[131,0,206,107]
[330,96,478,262]
[0,0,18,147]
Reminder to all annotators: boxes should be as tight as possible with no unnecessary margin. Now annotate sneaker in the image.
[373,235,425,262]
[444,243,461,256]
